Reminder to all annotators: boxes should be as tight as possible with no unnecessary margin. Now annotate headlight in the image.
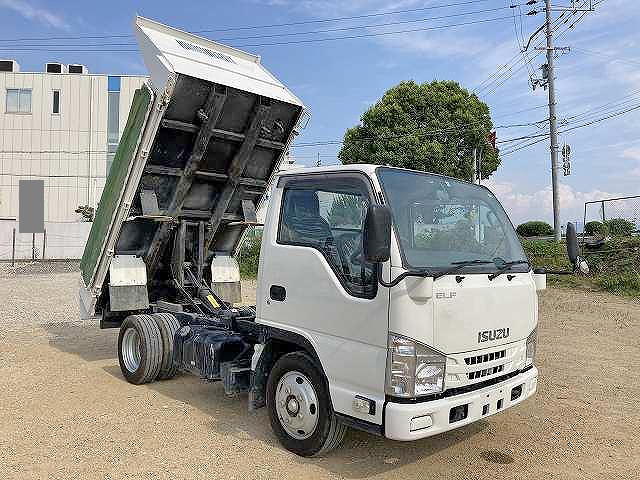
[525,328,537,367]
[386,333,446,397]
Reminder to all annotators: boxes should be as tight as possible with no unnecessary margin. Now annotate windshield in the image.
[376,167,527,272]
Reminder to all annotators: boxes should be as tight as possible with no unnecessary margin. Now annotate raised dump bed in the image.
[79,16,305,320]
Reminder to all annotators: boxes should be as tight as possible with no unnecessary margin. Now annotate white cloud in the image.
[621,147,640,176]
[484,178,619,225]
[250,0,502,61]
[0,0,69,30]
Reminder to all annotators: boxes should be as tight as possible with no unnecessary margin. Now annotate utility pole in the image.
[524,1,595,241]
[545,0,561,242]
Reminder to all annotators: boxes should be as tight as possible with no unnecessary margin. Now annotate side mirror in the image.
[566,222,578,265]
[364,205,392,262]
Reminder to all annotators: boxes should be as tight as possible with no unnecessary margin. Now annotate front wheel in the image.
[266,352,346,456]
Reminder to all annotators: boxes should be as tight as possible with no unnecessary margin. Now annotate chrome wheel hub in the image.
[275,371,319,440]
[122,328,141,372]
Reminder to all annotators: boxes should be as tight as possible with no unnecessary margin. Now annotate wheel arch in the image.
[249,327,330,411]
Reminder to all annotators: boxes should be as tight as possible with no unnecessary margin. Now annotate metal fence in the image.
[583,195,640,233]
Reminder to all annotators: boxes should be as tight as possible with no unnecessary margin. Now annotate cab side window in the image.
[278,179,377,299]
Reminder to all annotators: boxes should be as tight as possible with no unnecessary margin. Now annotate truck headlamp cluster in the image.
[525,327,537,367]
[386,333,446,397]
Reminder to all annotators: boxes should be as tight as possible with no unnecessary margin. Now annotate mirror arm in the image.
[533,258,582,275]
[376,263,430,288]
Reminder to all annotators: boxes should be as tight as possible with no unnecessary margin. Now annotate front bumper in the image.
[384,366,538,441]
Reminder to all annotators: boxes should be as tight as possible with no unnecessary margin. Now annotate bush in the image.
[516,221,554,237]
[584,221,609,236]
[236,229,262,278]
[605,218,635,236]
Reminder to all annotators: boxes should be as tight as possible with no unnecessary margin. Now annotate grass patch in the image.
[522,235,640,296]
[596,272,640,296]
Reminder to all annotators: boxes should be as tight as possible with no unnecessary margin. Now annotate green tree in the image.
[338,80,499,180]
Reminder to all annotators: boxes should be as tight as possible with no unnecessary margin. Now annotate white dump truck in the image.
[80,17,583,456]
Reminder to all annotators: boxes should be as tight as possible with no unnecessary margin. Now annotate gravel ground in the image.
[0,267,639,479]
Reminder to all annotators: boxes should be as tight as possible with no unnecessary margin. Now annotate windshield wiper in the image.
[488,260,530,280]
[432,259,494,280]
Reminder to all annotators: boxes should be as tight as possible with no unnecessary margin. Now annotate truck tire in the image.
[152,313,181,380]
[118,314,163,385]
[266,351,347,457]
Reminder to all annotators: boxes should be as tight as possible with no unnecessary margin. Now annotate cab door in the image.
[256,172,389,425]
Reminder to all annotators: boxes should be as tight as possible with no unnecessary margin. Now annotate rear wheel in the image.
[118,314,163,384]
[152,313,181,380]
[266,352,346,456]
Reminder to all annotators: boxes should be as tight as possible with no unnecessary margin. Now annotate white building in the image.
[0,60,146,222]
[0,60,146,259]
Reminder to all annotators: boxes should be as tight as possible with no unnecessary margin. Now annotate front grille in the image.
[468,364,504,380]
[465,349,506,365]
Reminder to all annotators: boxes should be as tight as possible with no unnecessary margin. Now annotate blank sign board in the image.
[19,180,44,233]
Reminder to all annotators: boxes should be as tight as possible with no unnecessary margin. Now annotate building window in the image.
[6,88,31,113]
[108,76,121,92]
[52,90,60,114]
[107,92,120,144]
[106,76,121,173]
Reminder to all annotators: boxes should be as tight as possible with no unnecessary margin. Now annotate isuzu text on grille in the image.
[478,328,510,343]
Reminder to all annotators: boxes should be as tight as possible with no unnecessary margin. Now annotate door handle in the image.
[270,285,286,302]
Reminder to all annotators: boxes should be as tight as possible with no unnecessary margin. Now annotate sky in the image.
[0,0,638,226]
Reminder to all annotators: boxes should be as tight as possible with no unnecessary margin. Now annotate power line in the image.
[295,97,638,155]
[0,0,496,43]
[292,118,549,149]
[501,135,549,156]
[501,102,640,155]
[560,103,640,134]
[476,0,593,97]
[477,9,578,96]
[473,10,569,93]
[563,90,640,124]
[0,15,516,51]
[0,6,520,48]
[198,7,515,43]
[572,47,640,67]
[494,104,549,117]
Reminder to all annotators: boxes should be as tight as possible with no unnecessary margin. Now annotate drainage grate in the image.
[176,39,235,64]
[467,364,505,380]
[465,349,506,366]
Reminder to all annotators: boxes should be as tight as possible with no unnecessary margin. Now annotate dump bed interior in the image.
[80,16,304,312]
[118,74,302,269]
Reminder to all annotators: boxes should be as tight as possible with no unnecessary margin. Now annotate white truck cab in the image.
[256,164,540,443]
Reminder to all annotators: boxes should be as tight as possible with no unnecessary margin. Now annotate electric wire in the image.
[0,15,517,51]
[572,47,640,67]
[0,0,497,43]
[476,0,593,97]
[501,102,640,155]
[291,118,550,148]
[0,6,518,48]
